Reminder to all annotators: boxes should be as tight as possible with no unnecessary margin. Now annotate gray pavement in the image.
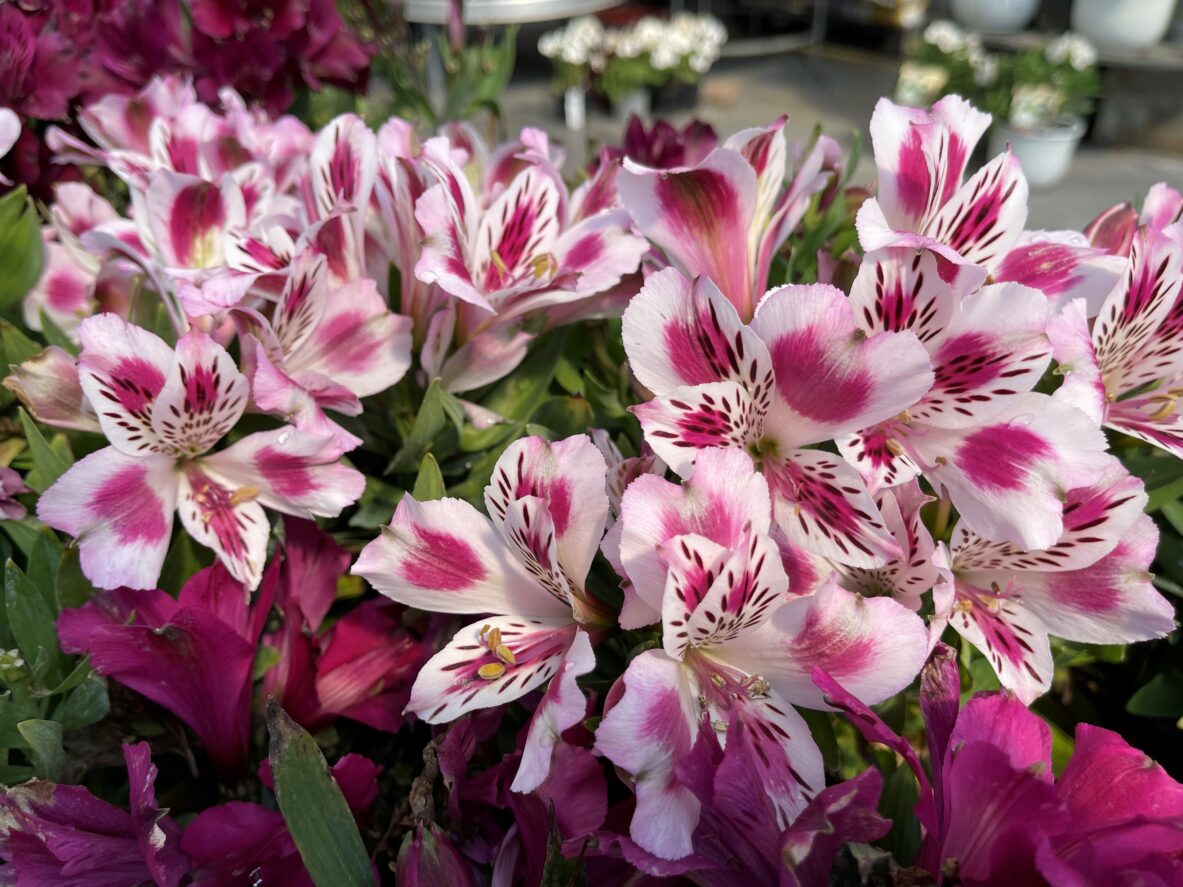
[498,46,1183,230]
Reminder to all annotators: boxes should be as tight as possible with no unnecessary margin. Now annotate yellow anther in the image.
[477,662,506,680]
[495,644,516,665]
[746,675,771,698]
[490,249,509,276]
[885,438,905,458]
[530,253,558,279]
[1147,394,1178,422]
[230,485,261,506]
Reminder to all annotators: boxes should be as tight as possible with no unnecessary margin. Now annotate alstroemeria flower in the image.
[58,561,277,774]
[354,434,611,792]
[619,118,839,321]
[838,246,1111,550]
[819,644,1183,886]
[1050,225,1183,458]
[38,314,364,590]
[0,466,28,521]
[2,344,101,433]
[599,447,926,859]
[236,250,412,451]
[1085,182,1182,256]
[622,266,933,566]
[0,742,189,886]
[931,459,1174,702]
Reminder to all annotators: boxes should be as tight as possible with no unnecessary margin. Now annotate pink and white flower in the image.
[932,460,1174,701]
[353,434,611,792]
[599,447,927,859]
[38,314,364,590]
[1050,224,1183,458]
[622,266,933,566]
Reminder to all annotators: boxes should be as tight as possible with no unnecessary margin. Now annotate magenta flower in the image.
[1085,183,1182,256]
[182,753,380,885]
[621,267,933,567]
[598,447,926,859]
[354,434,610,792]
[38,314,364,589]
[620,116,719,170]
[58,562,276,774]
[0,466,29,521]
[397,823,477,887]
[0,742,189,886]
[818,645,1183,885]
[0,4,80,121]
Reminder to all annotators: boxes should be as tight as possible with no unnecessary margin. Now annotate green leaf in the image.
[26,530,62,616]
[347,475,404,530]
[37,311,79,355]
[0,320,42,375]
[0,187,44,310]
[479,331,566,422]
[17,719,64,780]
[55,547,94,610]
[18,408,71,493]
[1127,672,1183,719]
[877,762,921,865]
[1123,454,1183,511]
[411,453,447,501]
[386,379,463,475]
[267,700,374,887]
[5,560,61,683]
[54,675,109,730]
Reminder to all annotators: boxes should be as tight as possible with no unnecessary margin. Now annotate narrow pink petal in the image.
[512,629,596,793]
[309,114,377,218]
[408,617,576,723]
[633,381,765,477]
[151,330,248,457]
[3,345,101,433]
[837,482,938,608]
[177,464,270,590]
[848,247,958,344]
[1048,298,1107,425]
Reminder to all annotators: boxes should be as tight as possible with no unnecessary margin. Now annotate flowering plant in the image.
[540,14,726,101]
[0,73,1180,885]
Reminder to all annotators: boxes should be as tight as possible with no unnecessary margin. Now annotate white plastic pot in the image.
[1071,0,1178,52]
[951,0,1040,33]
[989,118,1086,190]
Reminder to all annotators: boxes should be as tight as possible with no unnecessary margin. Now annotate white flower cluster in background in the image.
[922,19,997,87]
[1046,32,1098,71]
[539,13,726,76]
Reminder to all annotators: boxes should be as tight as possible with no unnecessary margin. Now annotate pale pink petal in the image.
[200,428,365,518]
[723,118,787,237]
[950,458,1146,573]
[283,278,412,398]
[353,495,567,618]
[484,434,609,587]
[1048,298,1106,425]
[272,251,329,355]
[23,242,95,336]
[1140,182,1183,231]
[751,284,933,446]
[602,519,663,629]
[151,330,248,457]
[38,447,177,590]
[250,344,363,453]
[619,448,772,614]
[546,208,648,299]
[618,150,759,319]
[922,150,1029,273]
[1106,392,1183,458]
[766,450,903,568]
[512,629,595,793]
[621,268,773,397]
[309,114,377,218]
[414,182,492,311]
[177,464,270,589]
[2,345,101,433]
[1009,513,1174,645]
[909,281,1052,429]
[594,650,702,860]
[908,394,1110,550]
[439,325,533,393]
[869,95,991,232]
[729,582,927,709]
[662,529,788,658]
[772,526,835,600]
[499,495,575,612]
[144,171,246,269]
[945,581,1053,703]
[1085,200,1138,255]
[994,234,1126,315]
[76,313,175,456]
[408,617,576,723]
[633,381,765,477]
